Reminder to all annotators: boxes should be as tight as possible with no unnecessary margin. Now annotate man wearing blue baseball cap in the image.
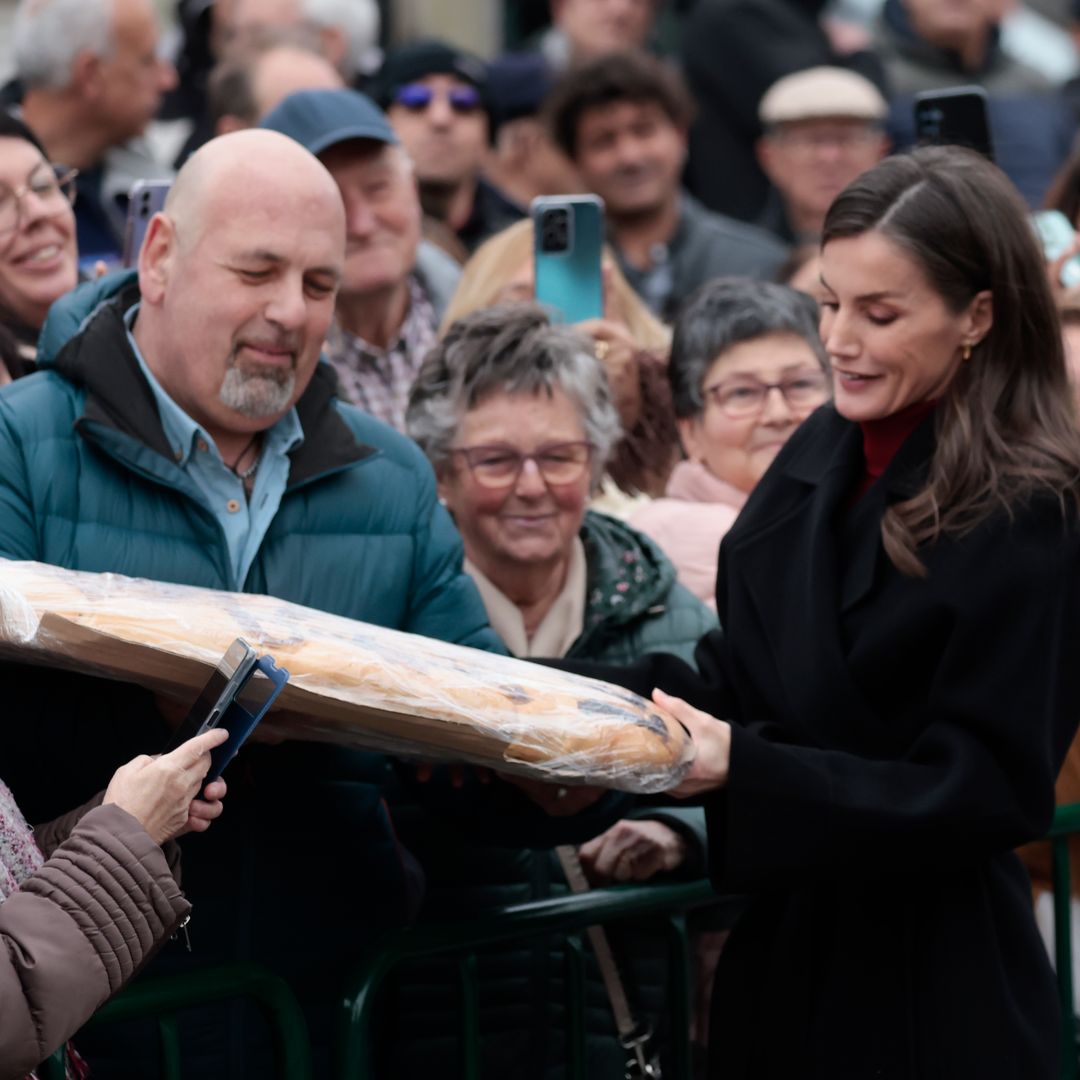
[261,87,462,430]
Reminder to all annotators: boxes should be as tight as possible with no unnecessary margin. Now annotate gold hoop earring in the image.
[962,342,973,362]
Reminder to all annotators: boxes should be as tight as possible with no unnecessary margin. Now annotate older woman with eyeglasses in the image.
[408,302,715,664]
[402,302,715,1079]
[630,278,830,606]
[0,114,78,386]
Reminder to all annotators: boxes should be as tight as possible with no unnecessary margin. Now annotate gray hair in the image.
[301,0,381,79]
[670,277,829,419]
[406,304,622,483]
[14,0,116,91]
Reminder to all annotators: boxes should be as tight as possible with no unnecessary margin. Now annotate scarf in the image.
[663,460,749,509]
[0,778,43,901]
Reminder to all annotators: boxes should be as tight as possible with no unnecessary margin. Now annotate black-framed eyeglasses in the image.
[0,163,78,237]
[703,370,829,418]
[450,441,594,489]
[393,83,483,115]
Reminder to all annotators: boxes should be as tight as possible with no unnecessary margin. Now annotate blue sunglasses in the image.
[393,83,483,114]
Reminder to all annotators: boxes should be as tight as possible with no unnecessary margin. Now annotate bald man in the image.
[210,42,345,136]
[0,129,500,1075]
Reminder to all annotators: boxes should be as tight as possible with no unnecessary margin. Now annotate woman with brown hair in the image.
[577,145,1080,1077]
[0,113,78,386]
[439,218,679,503]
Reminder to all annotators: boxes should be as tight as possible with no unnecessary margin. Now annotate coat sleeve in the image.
[0,803,189,1078]
[541,626,740,719]
[32,791,105,858]
[0,389,40,561]
[707,506,1080,892]
[33,793,183,882]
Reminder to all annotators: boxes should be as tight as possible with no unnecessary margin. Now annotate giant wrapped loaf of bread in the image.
[0,560,693,793]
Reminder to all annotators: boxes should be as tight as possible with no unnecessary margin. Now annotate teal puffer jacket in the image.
[0,276,500,649]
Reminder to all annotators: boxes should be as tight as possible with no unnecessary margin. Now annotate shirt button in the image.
[197,438,208,453]
[226,499,240,513]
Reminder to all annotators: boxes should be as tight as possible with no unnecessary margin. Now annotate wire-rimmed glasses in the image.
[449,441,594,489]
[0,163,78,237]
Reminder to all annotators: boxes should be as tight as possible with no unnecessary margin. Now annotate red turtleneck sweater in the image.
[853,399,936,502]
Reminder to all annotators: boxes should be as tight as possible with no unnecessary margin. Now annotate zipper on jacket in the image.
[173,914,192,952]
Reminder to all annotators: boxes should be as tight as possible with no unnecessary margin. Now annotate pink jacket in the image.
[629,461,747,608]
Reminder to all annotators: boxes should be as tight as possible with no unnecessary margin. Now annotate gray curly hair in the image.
[406,304,622,485]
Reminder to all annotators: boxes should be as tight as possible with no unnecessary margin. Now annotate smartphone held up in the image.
[913,86,995,162]
[122,179,171,268]
[163,638,289,786]
[532,194,605,324]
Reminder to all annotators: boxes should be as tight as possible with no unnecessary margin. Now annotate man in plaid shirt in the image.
[262,87,461,430]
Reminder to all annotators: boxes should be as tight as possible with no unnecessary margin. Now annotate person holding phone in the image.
[570,146,1080,1077]
[0,728,227,1080]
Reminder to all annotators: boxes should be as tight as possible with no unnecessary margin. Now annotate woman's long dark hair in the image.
[823,146,1080,576]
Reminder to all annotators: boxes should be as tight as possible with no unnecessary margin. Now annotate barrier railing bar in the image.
[159,1014,182,1080]
[664,912,693,1080]
[87,961,313,1080]
[339,879,721,1079]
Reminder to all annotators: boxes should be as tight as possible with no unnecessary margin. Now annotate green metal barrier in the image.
[37,805,1080,1079]
[40,962,312,1080]
[338,878,722,1080]
[1048,802,1080,1080]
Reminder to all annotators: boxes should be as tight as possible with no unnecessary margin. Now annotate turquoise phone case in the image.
[532,195,605,324]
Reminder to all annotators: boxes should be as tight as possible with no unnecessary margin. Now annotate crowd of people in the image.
[4,0,1080,1078]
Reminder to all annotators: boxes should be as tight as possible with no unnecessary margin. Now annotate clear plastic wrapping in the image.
[0,560,694,793]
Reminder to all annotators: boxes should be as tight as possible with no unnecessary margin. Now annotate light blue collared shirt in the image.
[125,305,304,590]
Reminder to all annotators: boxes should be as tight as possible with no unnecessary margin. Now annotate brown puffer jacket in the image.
[0,798,190,1079]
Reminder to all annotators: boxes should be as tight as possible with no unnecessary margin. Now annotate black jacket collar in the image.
[780,403,935,501]
[52,282,374,488]
[730,404,937,618]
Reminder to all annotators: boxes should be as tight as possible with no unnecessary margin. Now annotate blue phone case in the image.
[532,195,604,324]
[206,654,290,782]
